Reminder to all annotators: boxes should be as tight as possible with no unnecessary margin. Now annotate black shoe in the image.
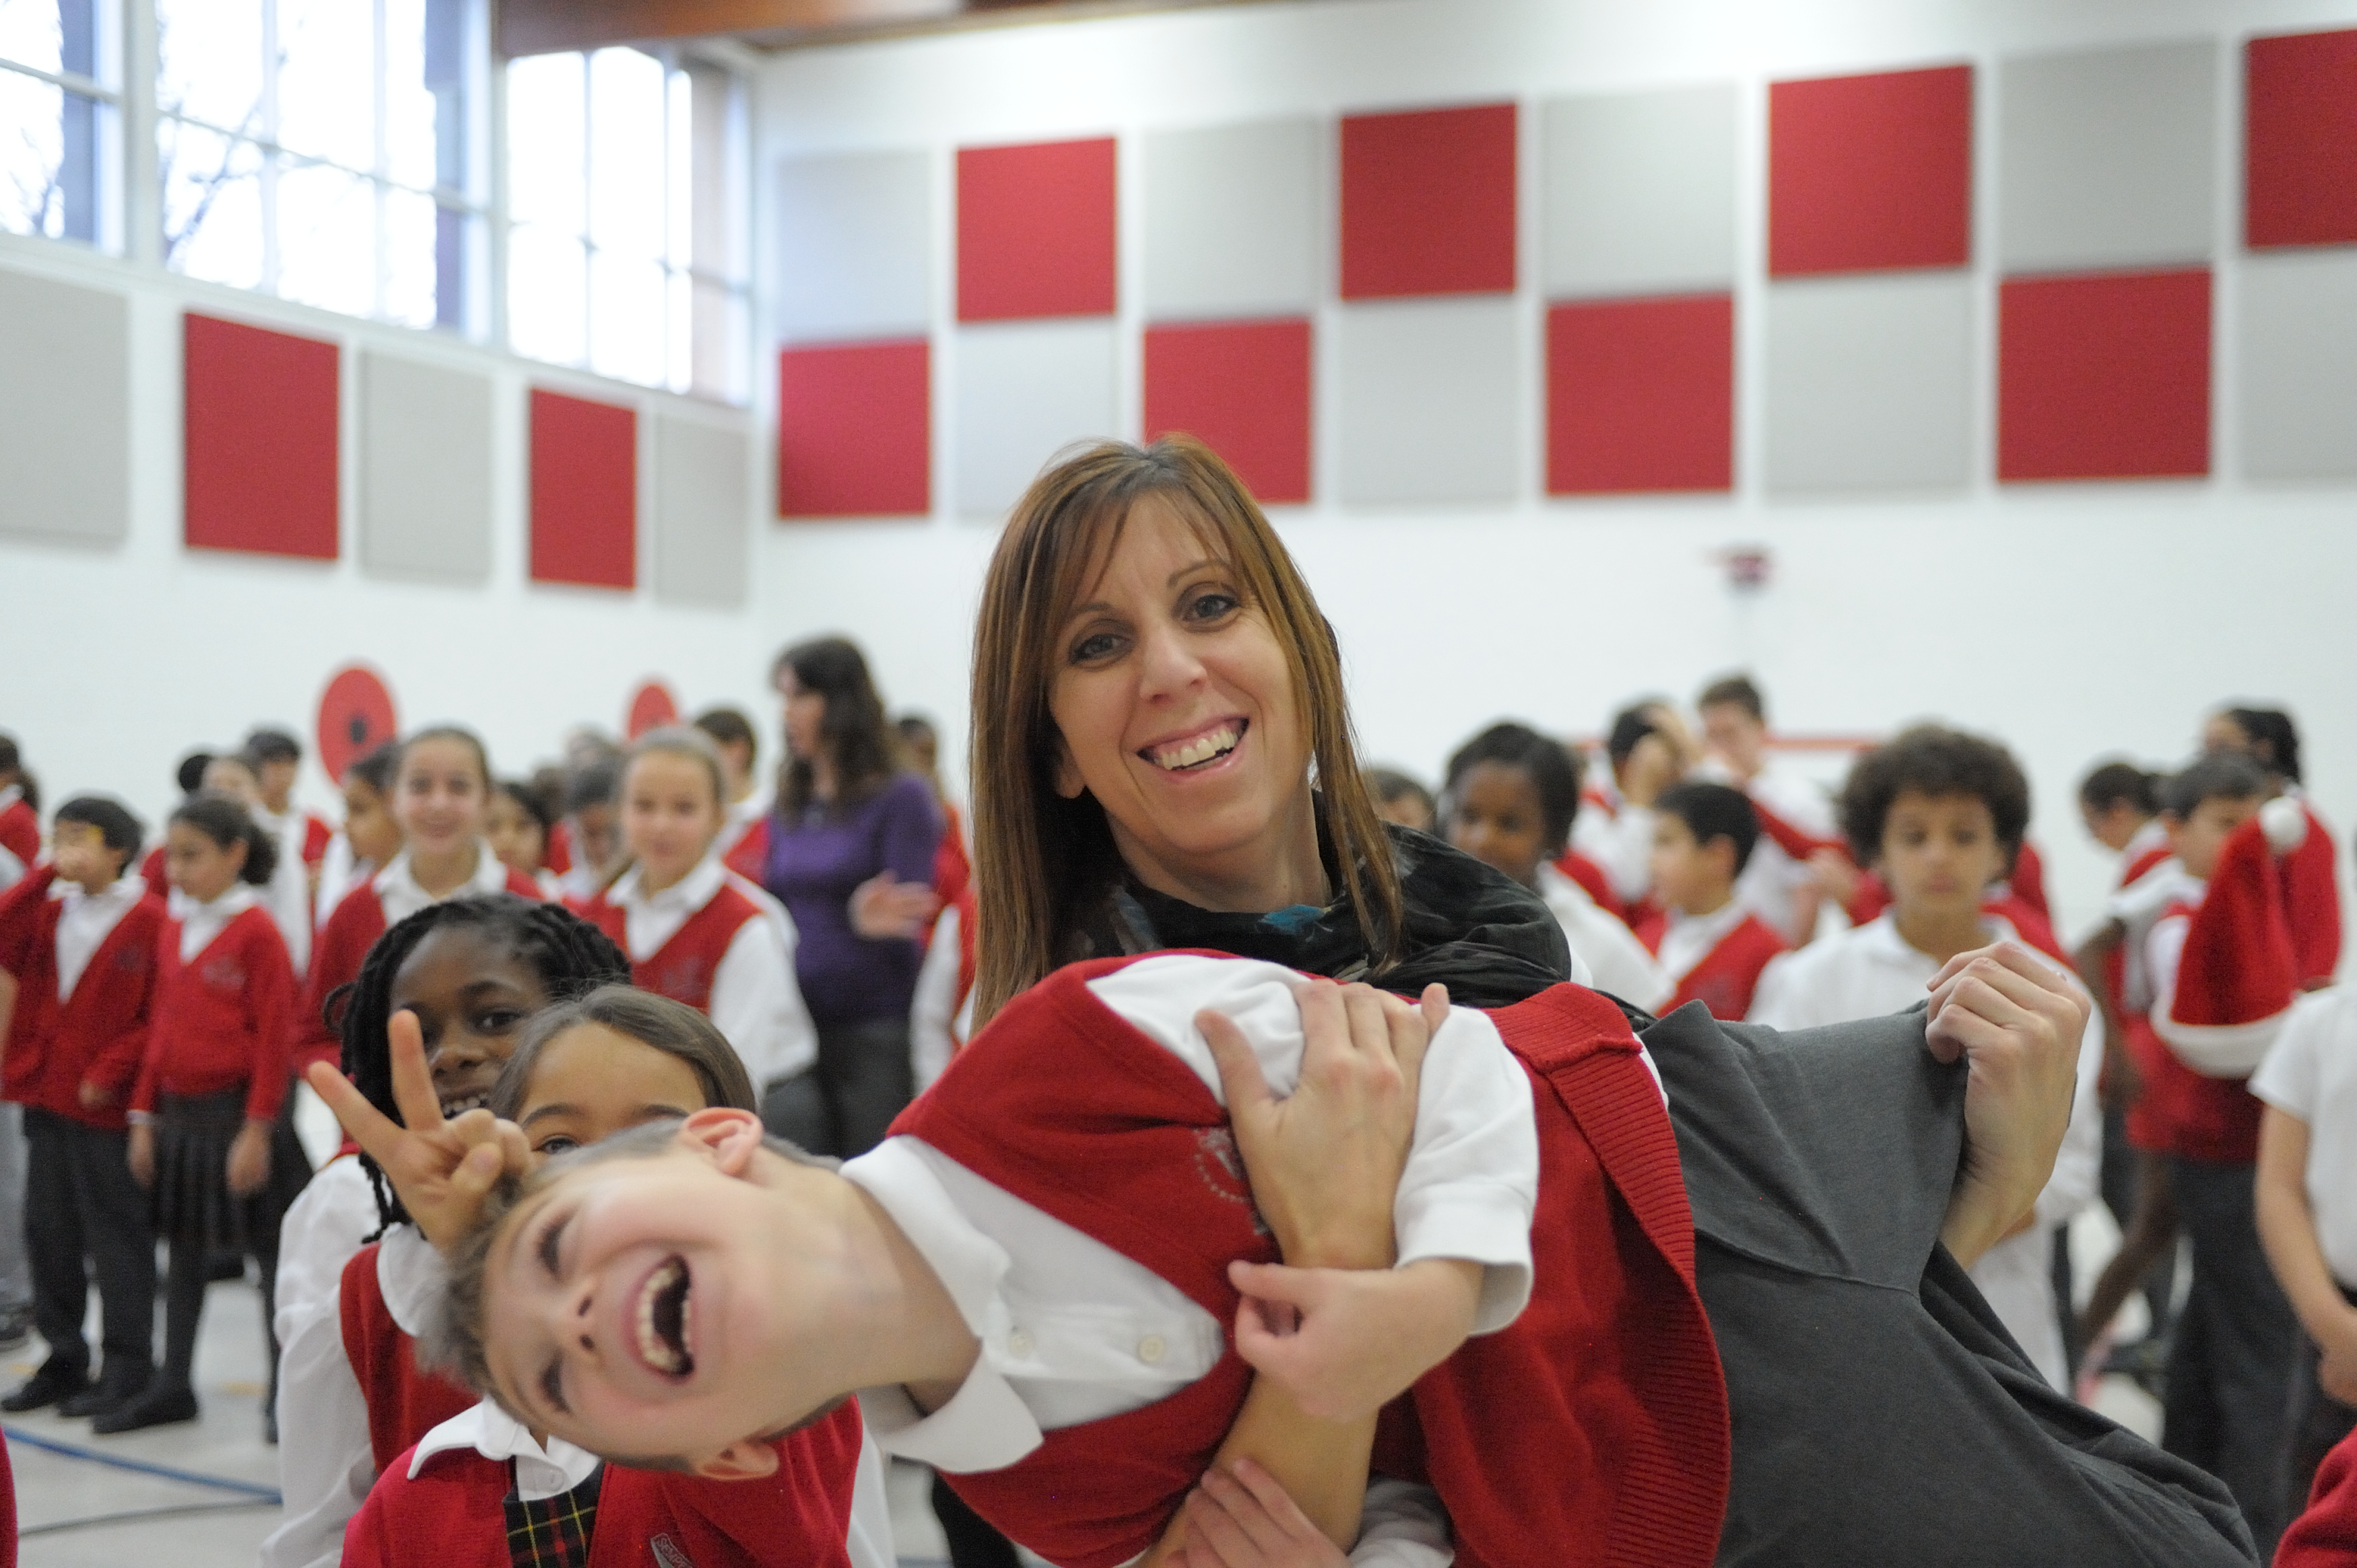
[1,1360,93,1413]
[0,1304,33,1351]
[60,1366,152,1419]
[90,1382,199,1435]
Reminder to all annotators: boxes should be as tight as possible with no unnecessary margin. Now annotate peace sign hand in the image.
[303,1008,528,1250]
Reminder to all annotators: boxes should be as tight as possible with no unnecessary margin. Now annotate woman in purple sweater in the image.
[760,636,943,1157]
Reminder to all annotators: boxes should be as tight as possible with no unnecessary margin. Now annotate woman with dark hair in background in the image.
[760,636,943,1159]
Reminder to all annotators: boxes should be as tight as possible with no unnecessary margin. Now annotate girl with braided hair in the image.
[260,894,627,1568]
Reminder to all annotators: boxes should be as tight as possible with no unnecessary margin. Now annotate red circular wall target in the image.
[317,665,399,780]
[627,681,679,739]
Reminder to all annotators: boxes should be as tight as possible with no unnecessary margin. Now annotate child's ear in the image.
[678,1107,766,1175]
[692,1437,781,1482]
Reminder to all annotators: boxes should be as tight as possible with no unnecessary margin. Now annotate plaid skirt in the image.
[150,1088,310,1252]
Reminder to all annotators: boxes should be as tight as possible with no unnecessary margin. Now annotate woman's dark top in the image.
[764,771,943,1024]
[1101,824,2255,1565]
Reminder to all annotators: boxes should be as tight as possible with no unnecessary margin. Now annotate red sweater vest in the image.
[723,817,770,884]
[899,959,1728,1568]
[135,908,294,1121]
[340,1403,868,1568]
[2145,899,2266,1165]
[1638,910,1786,1021]
[0,867,165,1128]
[0,799,35,875]
[340,1241,481,1473]
[300,871,546,1071]
[1551,849,1626,924]
[580,883,764,1013]
[2286,803,2342,989]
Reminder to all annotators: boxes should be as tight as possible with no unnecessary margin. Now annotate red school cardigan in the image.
[901,955,1729,1568]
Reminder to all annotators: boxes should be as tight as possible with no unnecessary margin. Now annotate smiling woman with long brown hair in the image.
[943,435,2247,1567]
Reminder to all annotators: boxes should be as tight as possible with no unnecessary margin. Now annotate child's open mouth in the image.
[636,1255,694,1379]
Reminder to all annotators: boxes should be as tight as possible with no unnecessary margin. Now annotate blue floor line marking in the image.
[2,1424,284,1501]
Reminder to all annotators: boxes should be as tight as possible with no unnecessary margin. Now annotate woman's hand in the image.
[304,1008,528,1249]
[1179,1460,1349,1568]
[225,1119,273,1196]
[849,871,939,941]
[1229,1257,1480,1423]
[1923,941,2088,1267]
[127,1123,155,1188]
[1198,980,1446,1270]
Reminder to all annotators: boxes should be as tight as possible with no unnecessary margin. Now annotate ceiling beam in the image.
[497,0,1286,58]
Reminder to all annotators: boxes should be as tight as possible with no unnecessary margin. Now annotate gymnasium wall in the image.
[0,239,776,829]
[750,0,2357,942]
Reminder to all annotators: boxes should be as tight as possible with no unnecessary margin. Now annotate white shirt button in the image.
[1005,1328,1034,1359]
[1137,1333,1166,1365]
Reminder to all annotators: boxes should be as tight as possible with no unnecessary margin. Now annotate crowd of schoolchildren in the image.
[3,654,2357,1565]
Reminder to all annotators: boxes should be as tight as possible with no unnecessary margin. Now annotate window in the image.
[505,47,747,402]
[0,0,119,247]
[156,0,490,332]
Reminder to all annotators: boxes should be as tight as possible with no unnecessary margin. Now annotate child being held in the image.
[1748,725,2102,1392]
[342,985,893,1568]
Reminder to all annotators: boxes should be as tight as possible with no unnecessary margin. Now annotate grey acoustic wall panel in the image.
[1999,42,2217,272]
[0,268,129,545]
[1542,84,1737,298]
[2243,251,2357,481]
[1336,299,1519,504]
[1143,118,1321,320]
[953,320,1118,516]
[654,415,751,606]
[360,351,493,582]
[776,149,933,344]
[1766,275,1972,494]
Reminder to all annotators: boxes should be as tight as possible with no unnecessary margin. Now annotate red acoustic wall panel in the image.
[1341,104,1517,299]
[958,138,1117,322]
[529,388,637,588]
[1999,269,2211,482]
[777,341,930,517]
[182,312,339,559]
[2247,29,2357,248]
[1143,319,1313,505]
[1769,65,1973,276]
[1547,295,1734,495]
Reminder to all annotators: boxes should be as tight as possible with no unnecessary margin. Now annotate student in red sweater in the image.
[2141,754,2313,1551]
[108,793,299,1434]
[577,728,816,1120]
[303,728,543,1075]
[264,897,632,1568]
[0,733,37,893]
[2205,704,2342,990]
[342,984,894,1568]
[1636,782,1785,1021]
[0,797,166,1419]
[693,708,775,885]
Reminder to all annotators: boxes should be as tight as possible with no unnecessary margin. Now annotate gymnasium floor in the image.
[7,1215,2161,1566]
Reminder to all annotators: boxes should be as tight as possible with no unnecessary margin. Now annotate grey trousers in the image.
[760,1017,914,1160]
[0,1101,30,1311]
[2164,1154,2302,1555]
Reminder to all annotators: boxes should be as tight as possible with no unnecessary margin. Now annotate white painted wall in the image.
[0,235,778,835]
[749,0,2357,945]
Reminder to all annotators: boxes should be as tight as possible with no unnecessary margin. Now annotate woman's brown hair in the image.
[772,636,904,821]
[968,436,1403,1025]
